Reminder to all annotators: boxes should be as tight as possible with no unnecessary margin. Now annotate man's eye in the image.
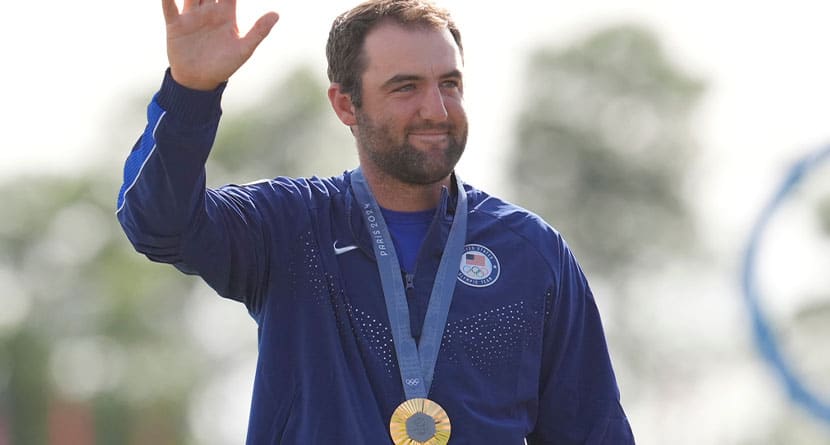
[395,84,416,92]
[441,80,460,89]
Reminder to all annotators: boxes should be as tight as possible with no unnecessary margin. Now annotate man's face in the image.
[353,22,467,186]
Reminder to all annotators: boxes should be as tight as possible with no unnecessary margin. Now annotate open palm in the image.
[162,0,279,91]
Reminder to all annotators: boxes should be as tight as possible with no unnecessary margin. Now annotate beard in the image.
[355,109,467,185]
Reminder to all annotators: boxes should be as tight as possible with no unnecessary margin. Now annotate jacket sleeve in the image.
[115,70,271,312]
[527,236,635,444]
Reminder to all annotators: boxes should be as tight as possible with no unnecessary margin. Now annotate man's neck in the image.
[358,167,450,212]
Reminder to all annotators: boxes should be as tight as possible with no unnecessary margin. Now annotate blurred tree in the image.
[510,24,703,279]
[509,24,704,372]
[508,23,707,442]
[819,194,830,235]
[5,329,49,445]
[0,64,351,443]
[509,24,830,444]
[0,174,199,444]
[208,65,354,185]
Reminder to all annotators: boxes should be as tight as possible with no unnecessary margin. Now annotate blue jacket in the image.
[117,71,634,444]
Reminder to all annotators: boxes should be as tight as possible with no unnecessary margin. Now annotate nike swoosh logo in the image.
[333,241,360,256]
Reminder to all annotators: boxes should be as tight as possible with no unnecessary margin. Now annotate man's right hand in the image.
[162,0,279,91]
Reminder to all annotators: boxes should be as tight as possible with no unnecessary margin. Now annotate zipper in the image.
[404,271,421,339]
[404,272,415,292]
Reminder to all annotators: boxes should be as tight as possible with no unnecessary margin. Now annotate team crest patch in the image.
[458,244,500,288]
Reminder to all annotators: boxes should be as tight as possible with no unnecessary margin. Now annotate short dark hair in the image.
[326,0,463,108]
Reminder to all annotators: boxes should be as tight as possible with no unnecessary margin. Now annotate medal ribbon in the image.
[351,168,467,400]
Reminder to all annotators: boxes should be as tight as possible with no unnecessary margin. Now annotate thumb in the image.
[241,12,280,54]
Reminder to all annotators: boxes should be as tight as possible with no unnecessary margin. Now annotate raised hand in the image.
[162,0,279,91]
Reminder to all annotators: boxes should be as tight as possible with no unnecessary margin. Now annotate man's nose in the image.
[419,85,449,121]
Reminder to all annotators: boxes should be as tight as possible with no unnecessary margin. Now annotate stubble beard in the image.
[355,109,467,186]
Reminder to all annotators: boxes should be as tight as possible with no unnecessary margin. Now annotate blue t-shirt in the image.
[380,207,435,273]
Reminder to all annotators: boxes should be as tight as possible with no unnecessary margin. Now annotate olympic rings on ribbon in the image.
[741,144,830,424]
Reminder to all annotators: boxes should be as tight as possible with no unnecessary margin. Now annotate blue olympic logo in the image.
[741,144,830,425]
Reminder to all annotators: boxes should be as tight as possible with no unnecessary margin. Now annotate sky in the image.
[4,0,830,239]
[4,0,829,442]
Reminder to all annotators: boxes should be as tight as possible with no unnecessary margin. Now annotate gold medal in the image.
[389,398,451,445]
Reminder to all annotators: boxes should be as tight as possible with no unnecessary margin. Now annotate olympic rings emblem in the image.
[405,378,421,387]
[742,144,830,425]
[462,264,490,278]
[458,244,500,288]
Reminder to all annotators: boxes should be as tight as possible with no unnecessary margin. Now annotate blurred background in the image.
[1,0,829,443]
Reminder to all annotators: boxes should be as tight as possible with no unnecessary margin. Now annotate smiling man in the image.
[337,22,467,196]
[116,0,634,443]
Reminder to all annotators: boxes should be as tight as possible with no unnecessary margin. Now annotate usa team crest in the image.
[457,244,500,288]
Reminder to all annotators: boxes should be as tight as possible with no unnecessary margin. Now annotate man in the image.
[117,0,635,443]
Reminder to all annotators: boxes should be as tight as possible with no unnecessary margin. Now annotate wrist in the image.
[156,68,227,125]
[169,68,225,92]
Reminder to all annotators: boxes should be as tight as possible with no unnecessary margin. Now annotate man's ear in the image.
[328,83,357,126]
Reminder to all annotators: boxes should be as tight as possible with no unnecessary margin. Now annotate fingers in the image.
[161,0,180,24]
[241,12,280,53]
[181,0,200,12]
[166,0,234,22]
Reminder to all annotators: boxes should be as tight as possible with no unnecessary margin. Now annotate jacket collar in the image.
[344,169,461,261]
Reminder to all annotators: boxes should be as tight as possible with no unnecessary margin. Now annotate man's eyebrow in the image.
[382,74,423,89]
[382,70,463,89]
[441,69,463,80]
